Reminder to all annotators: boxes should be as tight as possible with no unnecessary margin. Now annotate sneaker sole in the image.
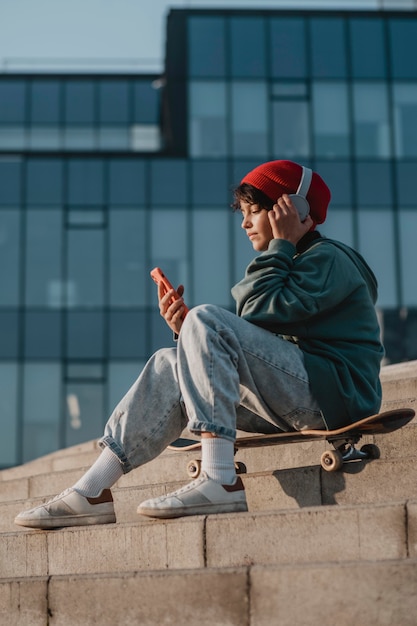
[14,513,116,530]
[137,501,248,519]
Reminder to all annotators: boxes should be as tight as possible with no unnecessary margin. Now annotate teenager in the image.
[15,160,384,529]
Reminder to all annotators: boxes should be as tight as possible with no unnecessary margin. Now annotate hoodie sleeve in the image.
[231,238,366,329]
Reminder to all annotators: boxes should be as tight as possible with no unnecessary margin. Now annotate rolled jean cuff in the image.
[187,420,236,442]
[99,435,134,474]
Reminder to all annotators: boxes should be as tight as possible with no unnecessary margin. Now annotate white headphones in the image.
[288,166,312,221]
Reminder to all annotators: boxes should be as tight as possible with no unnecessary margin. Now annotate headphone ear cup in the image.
[288,194,310,221]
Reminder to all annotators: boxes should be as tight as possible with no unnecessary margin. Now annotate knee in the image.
[181,304,223,337]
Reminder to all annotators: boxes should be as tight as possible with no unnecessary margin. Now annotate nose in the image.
[241,214,251,229]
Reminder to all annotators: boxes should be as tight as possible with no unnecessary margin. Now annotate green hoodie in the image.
[231,234,384,430]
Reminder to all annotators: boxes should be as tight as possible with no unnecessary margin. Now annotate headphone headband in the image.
[297,166,312,198]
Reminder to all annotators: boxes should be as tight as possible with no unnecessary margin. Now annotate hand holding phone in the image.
[150,267,189,319]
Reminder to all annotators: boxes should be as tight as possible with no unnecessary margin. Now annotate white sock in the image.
[73,446,124,498]
[201,437,236,485]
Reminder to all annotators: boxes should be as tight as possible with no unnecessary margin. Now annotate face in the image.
[239,201,274,252]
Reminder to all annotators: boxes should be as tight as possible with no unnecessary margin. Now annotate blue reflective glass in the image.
[67,159,104,206]
[230,17,266,78]
[310,18,347,78]
[389,18,417,79]
[350,18,386,78]
[66,312,105,359]
[99,80,129,123]
[0,159,21,205]
[24,311,62,358]
[0,312,19,358]
[396,162,417,206]
[188,16,226,77]
[65,381,105,446]
[133,80,160,123]
[65,80,95,124]
[108,159,146,205]
[0,79,26,123]
[31,80,61,123]
[315,161,353,207]
[109,311,147,358]
[26,159,63,205]
[150,160,187,206]
[0,210,21,306]
[270,18,307,78]
[355,162,393,207]
[0,363,18,467]
[67,229,104,307]
[191,161,229,206]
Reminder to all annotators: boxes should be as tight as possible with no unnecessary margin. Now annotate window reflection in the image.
[231,82,268,157]
[310,18,347,78]
[0,210,21,306]
[230,17,266,78]
[0,363,18,467]
[270,18,306,78]
[353,83,390,157]
[188,17,226,77]
[189,81,227,157]
[313,83,350,157]
[350,18,386,78]
[393,83,417,158]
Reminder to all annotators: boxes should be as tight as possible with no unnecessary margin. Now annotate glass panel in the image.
[31,80,60,123]
[320,208,354,248]
[150,209,188,289]
[272,100,310,158]
[66,362,104,379]
[231,82,268,157]
[150,160,187,206]
[109,311,147,358]
[67,210,105,227]
[67,229,104,307]
[108,159,146,205]
[64,80,95,124]
[68,159,104,206]
[192,209,230,306]
[0,363,18,467]
[399,209,417,306]
[24,311,62,358]
[0,311,19,358]
[310,18,347,78]
[63,127,96,150]
[188,16,226,78]
[355,162,393,207]
[65,381,105,446]
[0,79,26,122]
[350,18,386,78]
[0,126,26,150]
[22,362,61,462]
[26,159,63,205]
[389,19,417,79]
[28,127,61,150]
[98,80,129,123]
[270,17,306,78]
[396,162,417,206]
[108,361,145,416]
[315,161,352,207]
[393,83,417,158]
[189,81,227,158]
[109,209,146,306]
[230,17,266,78]
[133,80,160,123]
[97,127,129,150]
[25,210,63,307]
[0,210,21,306]
[313,83,350,157]
[0,159,21,205]
[66,312,105,358]
[191,161,229,206]
[150,308,176,353]
[353,83,390,158]
[357,209,397,308]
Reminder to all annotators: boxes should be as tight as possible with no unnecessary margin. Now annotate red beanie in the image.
[241,160,331,227]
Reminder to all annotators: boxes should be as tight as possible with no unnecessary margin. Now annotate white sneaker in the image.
[137,472,248,519]
[14,488,116,530]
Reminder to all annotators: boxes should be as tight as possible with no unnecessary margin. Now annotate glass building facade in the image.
[1,8,417,467]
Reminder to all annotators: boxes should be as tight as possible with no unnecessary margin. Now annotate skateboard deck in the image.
[168,408,415,474]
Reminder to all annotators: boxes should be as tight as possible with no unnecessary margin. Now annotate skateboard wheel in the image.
[234,461,247,475]
[187,459,202,479]
[320,450,343,472]
[360,443,380,460]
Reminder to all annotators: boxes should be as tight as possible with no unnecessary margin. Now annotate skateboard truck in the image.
[321,437,381,472]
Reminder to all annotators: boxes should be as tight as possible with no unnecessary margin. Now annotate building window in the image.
[189,81,227,157]
[231,81,268,157]
[312,82,350,157]
[230,17,267,78]
[188,16,226,77]
[270,17,307,79]
[272,82,310,158]
[353,82,391,158]
[392,83,417,158]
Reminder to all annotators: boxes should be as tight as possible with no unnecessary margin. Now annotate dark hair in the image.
[232,182,274,212]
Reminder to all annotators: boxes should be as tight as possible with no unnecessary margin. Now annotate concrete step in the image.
[2,498,417,580]
[2,559,417,626]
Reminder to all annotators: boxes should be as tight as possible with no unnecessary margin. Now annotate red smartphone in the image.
[150,267,189,317]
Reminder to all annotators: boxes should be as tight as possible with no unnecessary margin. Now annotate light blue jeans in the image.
[100,304,324,473]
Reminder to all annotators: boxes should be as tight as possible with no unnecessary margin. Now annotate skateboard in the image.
[167,408,415,476]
